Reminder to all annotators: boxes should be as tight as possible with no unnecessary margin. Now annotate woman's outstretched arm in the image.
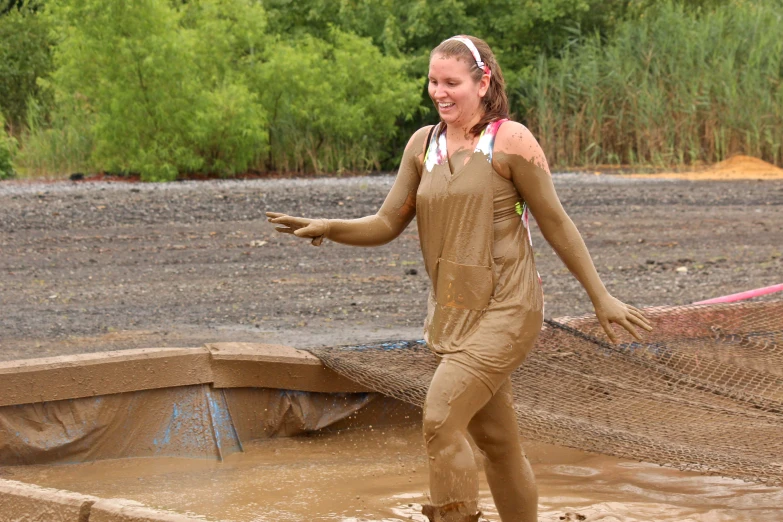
[266,126,431,246]
[492,122,652,342]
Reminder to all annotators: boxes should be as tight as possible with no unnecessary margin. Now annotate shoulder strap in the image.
[484,118,510,160]
[424,124,436,155]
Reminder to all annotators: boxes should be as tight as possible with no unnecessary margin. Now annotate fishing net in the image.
[308,299,783,486]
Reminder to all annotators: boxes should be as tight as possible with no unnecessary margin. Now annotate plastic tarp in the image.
[0,385,376,465]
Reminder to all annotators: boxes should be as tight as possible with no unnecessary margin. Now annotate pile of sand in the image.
[634,155,783,180]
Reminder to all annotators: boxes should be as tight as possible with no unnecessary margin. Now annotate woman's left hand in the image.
[593,295,653,343]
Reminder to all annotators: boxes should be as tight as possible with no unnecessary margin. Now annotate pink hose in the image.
[693,283,783,305]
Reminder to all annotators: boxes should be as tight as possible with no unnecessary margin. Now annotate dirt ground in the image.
[1,173,782,361]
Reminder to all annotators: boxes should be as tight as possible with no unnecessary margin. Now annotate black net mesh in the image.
[308,299,783,486]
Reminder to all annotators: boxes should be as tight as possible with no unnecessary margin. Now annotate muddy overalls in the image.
[417,119,543,392]
[415,119,544,518]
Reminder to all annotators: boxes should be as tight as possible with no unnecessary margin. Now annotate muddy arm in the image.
[267,127,429,247]
[324,126,429,246]
[493,122,652,341]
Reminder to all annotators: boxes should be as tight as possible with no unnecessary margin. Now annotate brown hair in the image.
[430,35,509,137]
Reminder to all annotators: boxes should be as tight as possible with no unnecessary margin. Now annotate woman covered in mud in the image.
[267,35,651,522]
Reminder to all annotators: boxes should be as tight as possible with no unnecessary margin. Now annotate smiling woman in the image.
[266,35,651,522]
[427,36,506,142]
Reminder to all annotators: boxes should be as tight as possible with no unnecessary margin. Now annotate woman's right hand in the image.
[266,212,329,246]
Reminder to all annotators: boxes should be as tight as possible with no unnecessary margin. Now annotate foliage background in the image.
[0,0,781,179]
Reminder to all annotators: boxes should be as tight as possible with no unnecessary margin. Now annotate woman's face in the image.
[428,53,489,129]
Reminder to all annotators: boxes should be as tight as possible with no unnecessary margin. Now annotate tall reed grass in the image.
[14,100,95,178]
[524,0,783,168]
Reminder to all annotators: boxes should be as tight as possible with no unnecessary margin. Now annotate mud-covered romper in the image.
[416,119,544,392]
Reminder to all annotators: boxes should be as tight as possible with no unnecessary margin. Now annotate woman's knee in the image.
[422,399,454,447]
[469,417,521,461]
[423,362,493,449]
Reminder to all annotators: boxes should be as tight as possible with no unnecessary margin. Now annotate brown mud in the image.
[3,424,781,521]
[1,173,782,360]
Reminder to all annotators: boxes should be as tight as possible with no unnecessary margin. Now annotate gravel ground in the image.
[1,174,782,361]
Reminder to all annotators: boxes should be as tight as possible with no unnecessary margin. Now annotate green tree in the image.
[47,0,268,180]
[0,0,53,132]
[0,112,18,179]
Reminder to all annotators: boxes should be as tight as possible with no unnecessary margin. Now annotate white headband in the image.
[447,36,491,77]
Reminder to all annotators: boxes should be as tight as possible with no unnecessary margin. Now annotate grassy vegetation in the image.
[1,0,781,179]
[13,99,94,178]
[525,1,783,167]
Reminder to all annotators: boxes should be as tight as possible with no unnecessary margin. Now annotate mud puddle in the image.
[2,425,781,521]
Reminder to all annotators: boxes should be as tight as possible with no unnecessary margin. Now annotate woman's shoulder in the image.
[413,124,437,142]
[495,120,536,150]
[494,120,548,169]
[405,124,437,157]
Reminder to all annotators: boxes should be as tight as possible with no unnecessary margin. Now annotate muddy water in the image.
[2,425,781,521]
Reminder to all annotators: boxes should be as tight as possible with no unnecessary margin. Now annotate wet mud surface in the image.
[1,174,782,360]
[4,424,782,521]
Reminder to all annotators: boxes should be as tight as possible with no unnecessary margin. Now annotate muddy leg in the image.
[423,361,494,517]
[468,378,538,522]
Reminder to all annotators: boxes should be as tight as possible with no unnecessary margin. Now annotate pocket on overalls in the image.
[434,258,493,311]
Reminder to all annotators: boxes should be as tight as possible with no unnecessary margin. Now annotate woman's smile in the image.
[428,54,486,128]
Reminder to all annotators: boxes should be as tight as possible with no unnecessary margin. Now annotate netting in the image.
[308,299,783,486]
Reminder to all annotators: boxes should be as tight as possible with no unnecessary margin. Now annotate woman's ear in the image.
[478,74,491,98]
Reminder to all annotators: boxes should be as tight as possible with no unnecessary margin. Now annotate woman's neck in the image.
[444,110,486,142]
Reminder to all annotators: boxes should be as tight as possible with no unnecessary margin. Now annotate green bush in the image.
[183,0,270,177]
[250,29,420,173]
[32,0,420,178]
[189,84,267,177]
[47,0,269,181]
